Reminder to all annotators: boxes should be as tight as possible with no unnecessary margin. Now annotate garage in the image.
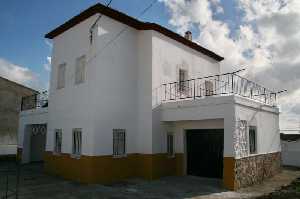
[186,129,224,179]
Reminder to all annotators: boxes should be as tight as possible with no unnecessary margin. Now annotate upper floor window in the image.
[54,129,62,154]
[75,55,86,85]
[72,128,82,157]
[57,63,66,89]
[113,129,126,156]
[179,69,188,92]
[205,80,214,96]
[249,126,257,154]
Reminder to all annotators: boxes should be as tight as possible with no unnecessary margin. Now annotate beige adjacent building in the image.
[0,76,37,156]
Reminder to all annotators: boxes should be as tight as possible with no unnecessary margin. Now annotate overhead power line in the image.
[87,0,158,64]
[89,0,113,44]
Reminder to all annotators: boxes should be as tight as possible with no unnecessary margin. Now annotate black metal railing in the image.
[21,91,48,111]
[153,72,278,106]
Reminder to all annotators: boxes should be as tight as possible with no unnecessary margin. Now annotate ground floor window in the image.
[113,129,126,156]
[54,129,62,153]
[249,126,257,154]
[72,128,82,157]
[167,133,174,157]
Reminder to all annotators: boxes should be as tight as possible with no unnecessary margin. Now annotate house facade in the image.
[18,3,281,190]
[0,76,37,157]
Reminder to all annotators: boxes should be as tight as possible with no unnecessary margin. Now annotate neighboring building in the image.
[17,3,281,190]
[281,129,300,167]
[0,76,37,157]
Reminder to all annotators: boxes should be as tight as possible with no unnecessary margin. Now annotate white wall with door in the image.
[18,108,48,163]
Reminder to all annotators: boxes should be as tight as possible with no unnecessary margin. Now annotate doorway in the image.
[30,124,47,162]
[186,129,224,178]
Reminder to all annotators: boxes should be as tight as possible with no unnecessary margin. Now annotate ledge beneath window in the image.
[112,154,127,158]
[70,154,81,159]
[52,152,62,156]
[167,154,176,159]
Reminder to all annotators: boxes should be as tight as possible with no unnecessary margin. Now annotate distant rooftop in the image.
[0,76,38,93]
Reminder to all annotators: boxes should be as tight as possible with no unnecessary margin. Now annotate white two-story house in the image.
[18,3,281,190]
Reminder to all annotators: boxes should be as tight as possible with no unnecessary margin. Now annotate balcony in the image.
[21,91,48,111]
[153,72,279,107]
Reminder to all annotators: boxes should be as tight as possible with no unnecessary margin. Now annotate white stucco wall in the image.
[282,140,300,167]
[235,96,281,158]
[159,95,235,157]
[150,30,222,155]
[0,145,17,155]
[48,10,223,156]
[158,95,280,158]
[18,108,48,163]
[151,31,220,90]
[48,14,142,156]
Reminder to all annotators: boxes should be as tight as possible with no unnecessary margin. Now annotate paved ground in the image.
[0,162,300,199]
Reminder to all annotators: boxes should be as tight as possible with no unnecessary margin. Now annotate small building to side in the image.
[281,130,300,167]
[0,76,37,157]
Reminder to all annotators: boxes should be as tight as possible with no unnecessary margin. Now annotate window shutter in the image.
[75,55,86,84]
[57,63,66,89]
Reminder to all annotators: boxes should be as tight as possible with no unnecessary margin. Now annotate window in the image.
[113,129,126,156]
[54,129,62,153]
[249,126,257,154]
[57,63,66,89]
[205,80,214,96]
[179,69,187,92]
[75,55,86,84]
[167,134,174,157]
[72,129,82,157]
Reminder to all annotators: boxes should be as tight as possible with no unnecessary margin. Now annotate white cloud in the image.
[44,40,53,72]
[45,39,53,49]
[0,58,42,90]
[160,0,300,128]
[43,56,51,71]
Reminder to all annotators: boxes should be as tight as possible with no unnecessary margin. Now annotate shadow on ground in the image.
[0,162,226,199]
[1,162,300,199]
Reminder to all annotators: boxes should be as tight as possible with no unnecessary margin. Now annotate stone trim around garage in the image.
[234,152,281,189]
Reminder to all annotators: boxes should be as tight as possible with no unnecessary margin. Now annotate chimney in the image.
[184,31,192,41]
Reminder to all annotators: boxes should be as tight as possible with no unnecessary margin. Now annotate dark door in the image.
[186,129,224,178]
[30,133,46,162]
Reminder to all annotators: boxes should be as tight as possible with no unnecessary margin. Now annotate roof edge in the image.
[0,76,39,94]
[45,3,224,62]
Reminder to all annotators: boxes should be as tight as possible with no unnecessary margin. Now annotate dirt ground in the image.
[1,162,300,199]
[255,177,300,199]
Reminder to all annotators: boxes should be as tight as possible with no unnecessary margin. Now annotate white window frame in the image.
[54,129,62,154]
[57,63,66,89]
[167,133,175,158]
[75,55,86,85]
[113,129,126,157]
[72,128,82,158]
[249,126,257,154]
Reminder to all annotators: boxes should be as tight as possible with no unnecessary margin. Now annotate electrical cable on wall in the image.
[89,0,113,44]
[87,0,158,64]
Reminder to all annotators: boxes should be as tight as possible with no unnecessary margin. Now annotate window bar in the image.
[193,79,196,99]
[164,84,167,101]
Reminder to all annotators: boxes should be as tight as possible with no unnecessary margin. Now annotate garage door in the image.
[186,129,224,178]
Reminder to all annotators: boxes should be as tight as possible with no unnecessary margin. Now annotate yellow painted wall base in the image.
[44,152,184,184]
[44,152,236,190]
[223,157,236,190]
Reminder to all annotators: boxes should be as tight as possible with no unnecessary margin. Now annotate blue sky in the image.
[0,0,239,90]
[0,0,171,89]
